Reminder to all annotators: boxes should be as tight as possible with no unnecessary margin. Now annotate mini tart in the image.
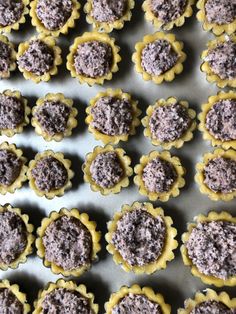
[178,289,236,313]
[84,0,135,33]
[33,279,98,314]
[199,90,236,150]
[67,31,121,86]
[106,202,178,274]
[30,0,81,37]
[36,208,101,277]
[196,0,236,35]
[195,148,236,201]
[27,150,74,199]
[86,88,141,145]
[0,279,30,313]
[0,90,30,137]
[32,93,78,141]
[132,32,186,84]
[142,97,196,149]
[105,284,171,314]
[201,35,236,88]
[142,0,195,31]
[0,204,34,270]
[83,145,133,195]
[0,142,28,195]
[0,34,16,78]
[134,150,185,202]
[17,34,62,83]
[181,211,236,287]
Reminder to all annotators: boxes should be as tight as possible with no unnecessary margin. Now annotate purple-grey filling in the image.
[186,220,236,280]
[190,300,234,314]
[0,210,27,265]
[0,40,12,75]
[141,39,178,76]
[0,288,23,314]
[17,40,54,76]
[91,96,132,136]
[150,0,187,23]
[142,157,177,193]
[149,102,191,142]
[42,216,92,271]
[0,0,24,27]
[205,40,236,80]
[31,156,68,192]
[35,100,71,136]
[42,288,94,314]
[111,207,166,266]
[206,99,236,142]
[91,0,127,23]
[36,0,73,31]
[74,40,112,78]
[205,0,235,25]
[112,293,162,314]
[204,157,236,193]
[0,94,24,130]
[0,149,22,186]
[90,151,124,188]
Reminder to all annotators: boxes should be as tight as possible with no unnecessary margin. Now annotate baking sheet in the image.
[0,1,235,312]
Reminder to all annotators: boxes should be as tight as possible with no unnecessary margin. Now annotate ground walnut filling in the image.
[204,157,236,193]
[90,151,124,189]
[0,210,27,265]
[0,288,23,314]
[35,101,71,136]
[206,99,236,141]
[31,156,68,192]
[91,96,132,136]
[149,102,191,142]
[43,216,92,271]
[112,293,162,314]
[42,288,94,314]
[91,0,127,23]
[36,0,73,31]
[74,41,112,78]
[190,300,235,314]
[205,0,235,25]
[0,0,24,27]
[150,0,187,23]
[0,40,12,75]
[112,207,166,266]
[0,94,24,130]
[0,149,22,186]
[186,220,236,280]
[141,39,178,76]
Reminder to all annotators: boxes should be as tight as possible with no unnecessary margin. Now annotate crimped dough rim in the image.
[0,35,16,78]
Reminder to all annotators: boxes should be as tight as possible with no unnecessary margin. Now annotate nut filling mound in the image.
[91,96,132,136]
[18,40,54,76]
[0,94,24,130]
[91,0,127,23]
[149,102,191,142]
[190,300,234,314]
[141,39,178,76]
[31,156,68,192]
[112,293,162,314]
[205,40,236,80]
[150,0,187,23]
[35,101,71,136]
[111,208,166,267]
[0,211,27,265]
[205,0,235,25]
[42,216,92,271]
[142,157,177,193]
[205,99,236,141]
[74,41,112,78]
[186,220,236,280]
[204,157,236,193]
[0,40,12,74]
[0,0,24,27]
[90,151,124,188]
[0,149,22,186]
[0,288,23,313]
[42,288,94,314]
[36,0,73,31]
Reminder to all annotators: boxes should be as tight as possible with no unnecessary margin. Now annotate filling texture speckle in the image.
[0,288,23,314]
[0,0,23,27]
[0,149,22,186]
[42,216,92,271]
[0,94,24,130]
[150,0,187,23]
[91,0,127,22]
[0,40,12,75]
[190,300,234,314]
[205,0,235,25]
